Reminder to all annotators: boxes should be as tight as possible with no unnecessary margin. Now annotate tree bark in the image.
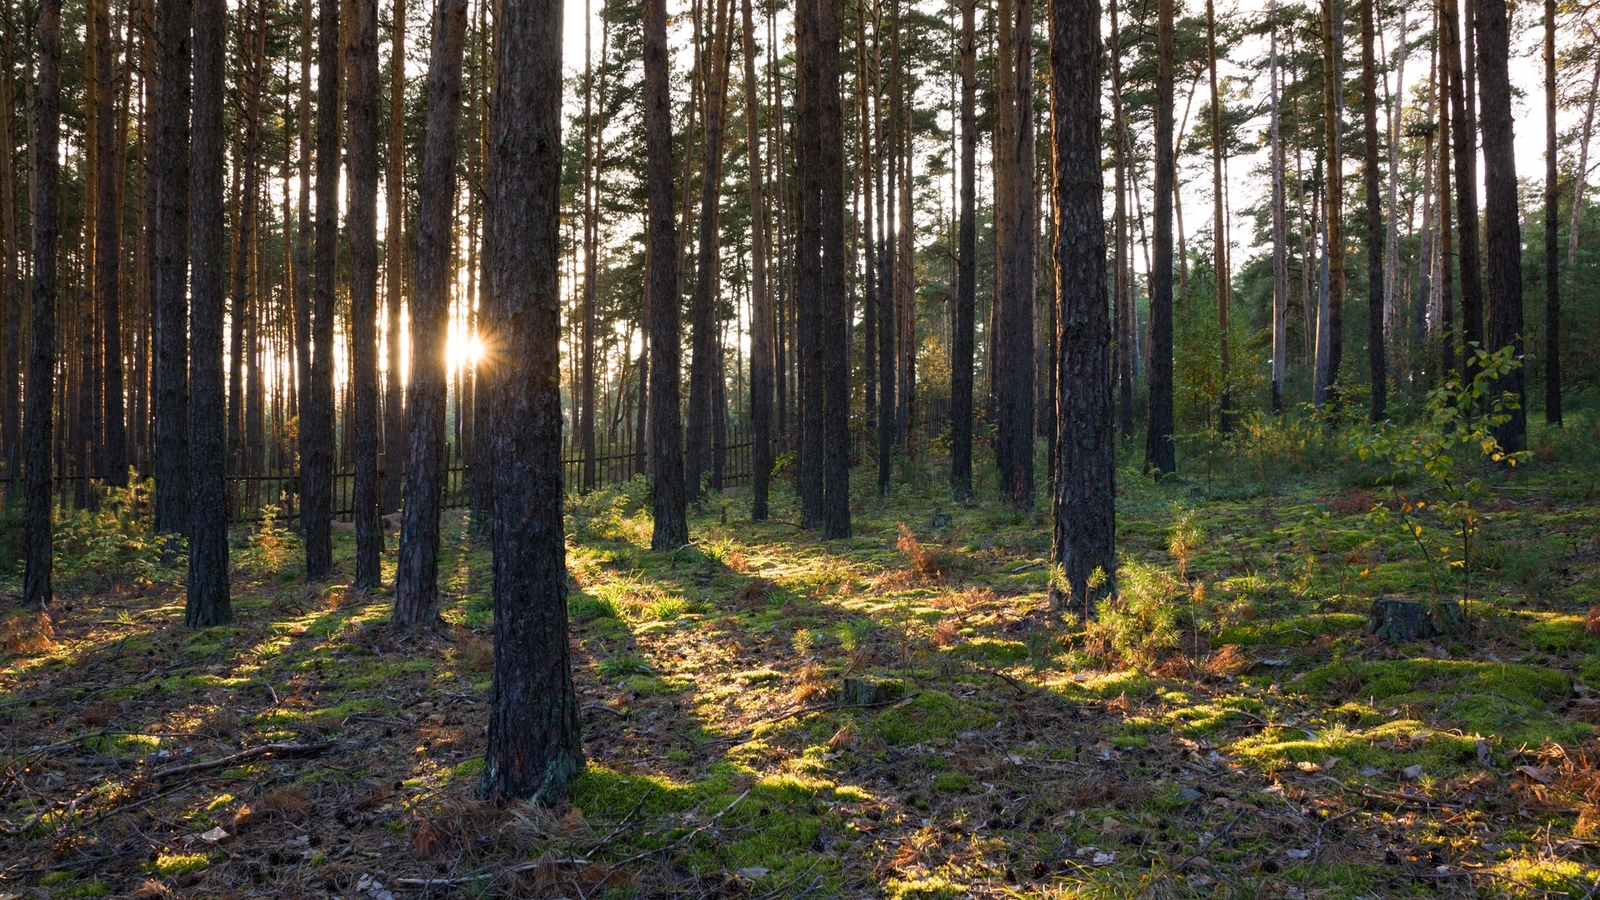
[0,18,19,480]
[187,0,231,627]
[1049,0,1113,609]
[1544,0,1560,427]
[25,0,62,608]
[578,0,598,493]
[1361,0,1385,421]
[480,0,583,805]
[304,0,340,580]
[394,0,467,627]
[950,0,975,499]
[741,0,773,520]
[152,0,191,532]
[1270,0,1287,411]
[1143,0,1176,476]
[1568,45,1599,267]
[1110,0,1131,438]
[94,0,126,486]
[688,0,732,504]
[1442,0,1482,383]
[875,0,893,495]
[795,0,824,528]
[995,0,1034,509]
[1437,53,1456,382]
[1316,0,1344,406]
[295,0,313,521]
[347,0,383,588]
[382,0,407,513]
[644,0,687,550]
[1476,0,1523,451]
[815,0,849,540]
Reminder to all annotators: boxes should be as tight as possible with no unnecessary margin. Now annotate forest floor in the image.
[5,411,1600,899]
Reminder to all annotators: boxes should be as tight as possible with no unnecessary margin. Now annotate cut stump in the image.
[1366,597,1464,644]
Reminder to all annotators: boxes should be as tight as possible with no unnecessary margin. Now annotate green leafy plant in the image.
[1358,345,1530,609]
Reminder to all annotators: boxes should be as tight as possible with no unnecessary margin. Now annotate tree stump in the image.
[1366,597,1464,644]
[841,677,905,706]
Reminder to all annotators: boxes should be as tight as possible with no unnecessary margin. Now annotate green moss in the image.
[871,691,995,746]
[885,876,966,900]
[624,674,691,696]
[931,772,975,792]
[450,757,486,780]
[1524,616,1597,653]
[55,881,109,898]
[149,852,210,876]
[1217,613,1368,646]
[951,638,1029,665]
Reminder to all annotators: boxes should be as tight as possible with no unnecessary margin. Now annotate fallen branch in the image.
[150,741,337,781]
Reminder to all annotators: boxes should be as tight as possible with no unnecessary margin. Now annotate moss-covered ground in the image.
[5,410,1600,897]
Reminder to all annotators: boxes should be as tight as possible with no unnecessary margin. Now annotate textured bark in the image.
[480,0,583,805]
[742,0,772,520]
[875,1,893,496]
[1049,0,1114,609]
[1361,0,1385,421]
[950,0,975,500]
[795,0,824,529]
[304,0,340,581]
[382,0,407,513]
[1476,0,1523,451]
[394,0,467,627]
[348,0,382,588]
[1110,0,1131,439]
[25,0,62,608]
[1437,60,1456,381]
[578,0,598,494]
[1442,0,1482,382]
[1143,0,1176,476]
[644,0,686,551]
[1544,0,1560,427]
[688,0,731,504]
[94,0,125,485]
[1569,50,1600,267]
[233,0,267,489]
[295,0,313,514]
[994,0,1034,509]
[187,0,231,627]
[815,0,849,540]
[1205,0,1230,432]
[1269,0,1287,412]
[1316,0,1344,406]
[0,20,19,479]
[152,0,191,532]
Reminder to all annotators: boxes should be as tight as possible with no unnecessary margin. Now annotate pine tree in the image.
[645,0,687,550]
[1143,0,1176,477]
[152,0,192,534]
[1477,0,1523,450]
[25,0,62,609]
[348,0,383,588]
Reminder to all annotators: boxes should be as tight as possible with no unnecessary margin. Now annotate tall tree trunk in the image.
[187,0,230,626]
[1544,0,1560,426]
[295,0,313,518]
[1315,0,1344,406]
[1049,0,1113,610]
[304,0,340,580]
[687,0,732,503]
[995,0,1034,509]
[1383,8,1407,370]
[1110,0,1131,438]
[875,0,893,494]
[347,0,382,587]
[1442,0,1482,383]
[1205,0,1230,432]
[1476,0,1523,450]
[1270,0,1287,411]
[382,0,406,513]
[1568,46,1600,267]
[857,1,876,496]
[394,0,467,626]
[94,0,126,485]
[481,0,583,805]
[1361,0,1385,421]
[893,2,913,448]
[578,0,598,493]
[644,0,686,550]
[0,17,19,480]
[232,0,266,487]
[741,0,773,519]
[25,0,62,607]
[795,0,823,528]
[1143,0,1176,476]
[814,0,849,539]
[1436,51,1456,381]
[950,0,975,499]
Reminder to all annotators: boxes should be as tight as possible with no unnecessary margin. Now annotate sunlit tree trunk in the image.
[304,0,340,580]
[1315,0,1343,406]
[1442,0,1482,383]
[347,0,382,587]
[950,0,975,499]
[1544,0,1560,427]
[1361,0,1385,421]
[1269,0,1287,412]
[382,0,406,513]
[1476,0,1523,450]
[688,0,732,503]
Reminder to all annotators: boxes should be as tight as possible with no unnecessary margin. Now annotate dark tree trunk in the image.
[1109,0,1131,439]
[950,0,975,500]
[480,0,583,805]
[152,0,191,532]
[1437,61,1456,381]
[688,0,732,504]
[644,0,686,550]
[347,0,382,588]
[1476,0,1523,450]
[232,0,266,490]
[1316,0,1344,405]
[578,0,598,494]
[304,0,340,581]
[815,0,849,539]
[94,0,125,486]
[1442,0,1482,383]
[187,0,230,627]
[857,3,875,503]
[794,0,824,529]
[1143,0,1175,476]
[741,0,772,520]
[394,0,467,627]
[383,0,407,513]
[0,20,19,481]
[1205,0,1231,432]
[295,0,313,519]
[1543,0,1560,427]
[1049,0,1114,609]
[25,0,62,608]
[995,0,1034,509]
[875,5,893,496]
[1361,0,1385,421]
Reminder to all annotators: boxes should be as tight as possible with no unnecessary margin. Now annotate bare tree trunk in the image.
[94,0,126,485]
[995,0,1034,509]
[813,0,849,539]
[1315,0,1344,406]
[1383,8,1407,370]
[644,0,686,550]
[25,0,62,607]
[950,0,975,498]
[1437,51,1456,381]
[382,0,406,513]
[1109,0,1131,438]
[1205,0,1231,431]
[578,0,598,493]
[742,0,773,519]
[233,0,267,491]
[1442,0,1482,383]
[187,0,231,626]
[1143,0,1175,476]
[1361,0,1385,421]
[394,0,467,626]
[687,0,732,503]
[0,17,19,480]
[1270,0,1287,412]
[295,0,313,520]
[480,0,582,806]
[1544,0,1561,426]
[347,0,382,587]
[875,0,893,494]
[1049,0,1113,610]
[795,0,823,528]
[304,0,340,580]
[1477,0,1523,450]
[1568,43,1599,267]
